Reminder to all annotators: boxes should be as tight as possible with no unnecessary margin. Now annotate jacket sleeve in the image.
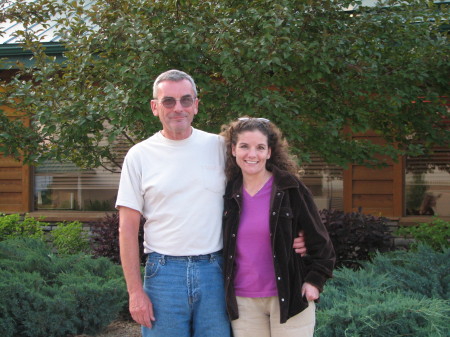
[295,183,335,291]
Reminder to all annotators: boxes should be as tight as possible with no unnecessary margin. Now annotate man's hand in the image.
[129,290,155,328]
[293,230,307,256]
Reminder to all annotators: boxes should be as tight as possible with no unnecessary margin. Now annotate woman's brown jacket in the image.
[222,167,336,323]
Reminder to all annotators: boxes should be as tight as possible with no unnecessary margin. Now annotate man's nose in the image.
[173,99,184,110]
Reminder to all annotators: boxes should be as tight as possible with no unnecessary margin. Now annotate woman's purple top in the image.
[234,176,278,298]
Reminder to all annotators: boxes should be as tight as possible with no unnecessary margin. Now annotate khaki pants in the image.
[231,296,315,337]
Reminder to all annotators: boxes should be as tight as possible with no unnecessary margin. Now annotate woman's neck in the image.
[243,170,272,196]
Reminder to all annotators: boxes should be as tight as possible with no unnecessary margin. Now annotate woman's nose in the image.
[248,148,257,157]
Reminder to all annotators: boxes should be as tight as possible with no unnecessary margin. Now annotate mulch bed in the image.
[74,320,141,337]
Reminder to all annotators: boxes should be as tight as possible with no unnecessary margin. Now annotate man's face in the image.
[151,79,199,140]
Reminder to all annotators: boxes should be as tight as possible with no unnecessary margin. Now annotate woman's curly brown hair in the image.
[220,117,299,182]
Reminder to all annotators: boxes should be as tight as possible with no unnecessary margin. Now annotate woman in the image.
[220,117,335,337]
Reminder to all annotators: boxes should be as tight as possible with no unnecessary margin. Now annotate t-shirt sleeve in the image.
[115,149,144,213]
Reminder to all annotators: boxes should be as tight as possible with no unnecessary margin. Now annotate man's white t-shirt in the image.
[115,128,226,256]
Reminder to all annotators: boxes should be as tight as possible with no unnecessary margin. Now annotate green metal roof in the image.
[0,42,66,68]
[0,0,91,69]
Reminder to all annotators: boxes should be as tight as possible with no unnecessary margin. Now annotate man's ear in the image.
[150,100,158,116]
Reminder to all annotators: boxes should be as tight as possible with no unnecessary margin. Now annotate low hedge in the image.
[316,245,450,336]
[0,238,127,337]
[0,213,91,255]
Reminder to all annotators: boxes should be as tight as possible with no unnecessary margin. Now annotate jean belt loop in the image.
[159,255,166,265]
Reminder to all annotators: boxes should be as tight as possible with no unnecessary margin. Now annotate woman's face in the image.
[232,130,271,177]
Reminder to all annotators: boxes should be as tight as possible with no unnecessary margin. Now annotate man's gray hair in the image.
[153,69,197,99]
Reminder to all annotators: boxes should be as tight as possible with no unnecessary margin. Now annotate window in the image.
[33,130,129,212]
[300,154,343,211]
[34,160,119,211]
[405,146,450,216]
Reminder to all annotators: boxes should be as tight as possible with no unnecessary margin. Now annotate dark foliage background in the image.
[91,212,146,265]
[320,209,393,269]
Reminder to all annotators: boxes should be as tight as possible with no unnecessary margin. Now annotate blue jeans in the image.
[142,251,231,337]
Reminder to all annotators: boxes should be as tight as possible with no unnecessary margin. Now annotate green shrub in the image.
[0,213,96,256]
[395,217,450,251]
[50,221,91,254]
[316,245,450,336]
[317,292,448,337]
[0,238,127,337]
[364,245,449,300]
[0,213,46,241]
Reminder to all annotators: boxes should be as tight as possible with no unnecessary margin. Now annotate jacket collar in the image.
[226,166,299,199]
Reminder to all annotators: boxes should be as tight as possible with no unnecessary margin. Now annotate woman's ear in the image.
[231,144,236,157]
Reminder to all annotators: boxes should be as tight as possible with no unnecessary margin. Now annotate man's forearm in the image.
[118,207,155,327]
[118,208,144,295]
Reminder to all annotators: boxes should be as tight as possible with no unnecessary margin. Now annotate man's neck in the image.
[161,127,193,140]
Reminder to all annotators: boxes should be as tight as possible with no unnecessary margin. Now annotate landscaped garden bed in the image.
[0,212,448,336]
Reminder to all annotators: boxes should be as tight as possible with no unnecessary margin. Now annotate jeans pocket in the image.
[144,258,161,279]
[212,255,224,274]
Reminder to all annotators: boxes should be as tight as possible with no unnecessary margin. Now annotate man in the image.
[116,69,306,337]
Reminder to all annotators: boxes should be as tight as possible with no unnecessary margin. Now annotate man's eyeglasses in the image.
[157,95,195,109]
[238,117,270,123]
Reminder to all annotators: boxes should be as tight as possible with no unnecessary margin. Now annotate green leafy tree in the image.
[0,0,448,170]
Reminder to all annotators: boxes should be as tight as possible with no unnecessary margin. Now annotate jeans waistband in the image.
[149,250,223,262]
